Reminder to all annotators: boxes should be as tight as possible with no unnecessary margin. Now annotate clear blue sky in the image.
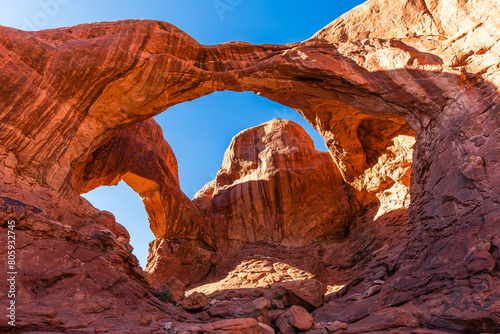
[1,0,365,267]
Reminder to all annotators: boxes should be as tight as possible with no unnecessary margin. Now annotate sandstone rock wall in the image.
[147,118,410,288]
[193,119,357,247]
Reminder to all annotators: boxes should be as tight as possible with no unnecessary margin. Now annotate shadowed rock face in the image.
[0,0,499,332]
[73,118,205,241]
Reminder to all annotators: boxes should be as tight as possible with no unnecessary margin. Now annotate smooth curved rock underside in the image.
[0,0,499,332]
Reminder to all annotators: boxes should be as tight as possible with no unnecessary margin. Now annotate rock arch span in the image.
[0,0,499,331]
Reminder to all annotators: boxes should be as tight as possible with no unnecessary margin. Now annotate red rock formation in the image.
[180,291,209,311]
[193,118,356,246]
[275,305,314,333]
[0,191,188,331]
[73,118,205,241]
[185,203,411,296]
[0,19,412,198]
[146,238,215,287]
[0,0,498,331]
[165,318,263,334]
[147,119,410,288]
[309,1,500,333]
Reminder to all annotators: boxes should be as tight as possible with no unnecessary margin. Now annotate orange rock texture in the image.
[73,118,205,241]
[146,118,400,288]
[193,118,356,246]
[0,0,499,332]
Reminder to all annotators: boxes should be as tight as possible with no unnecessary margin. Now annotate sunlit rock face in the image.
[73,118,205,241]
[193,118,357,247]
[0,0,499,331]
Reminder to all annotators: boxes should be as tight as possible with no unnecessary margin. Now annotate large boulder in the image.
[271,279,327,311]
[180,292,209,311]
[206,297,270,325]
[157,277,186,304]
[275,306,314,334]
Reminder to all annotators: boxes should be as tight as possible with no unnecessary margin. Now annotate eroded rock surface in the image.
[192,119,357,247]
[0,193,187,331]
[0,0,499,332]
[146,118,410,288]
[275,305,314,334]
[74,118,205,241]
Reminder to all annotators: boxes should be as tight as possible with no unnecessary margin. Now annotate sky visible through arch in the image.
[1,0,365,267]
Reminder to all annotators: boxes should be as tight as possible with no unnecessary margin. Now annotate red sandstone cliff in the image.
[193,118,355,246]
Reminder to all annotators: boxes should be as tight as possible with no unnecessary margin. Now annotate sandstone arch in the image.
[0,0,499,331]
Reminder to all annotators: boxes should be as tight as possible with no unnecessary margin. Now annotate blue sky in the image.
[1,0,365,267]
